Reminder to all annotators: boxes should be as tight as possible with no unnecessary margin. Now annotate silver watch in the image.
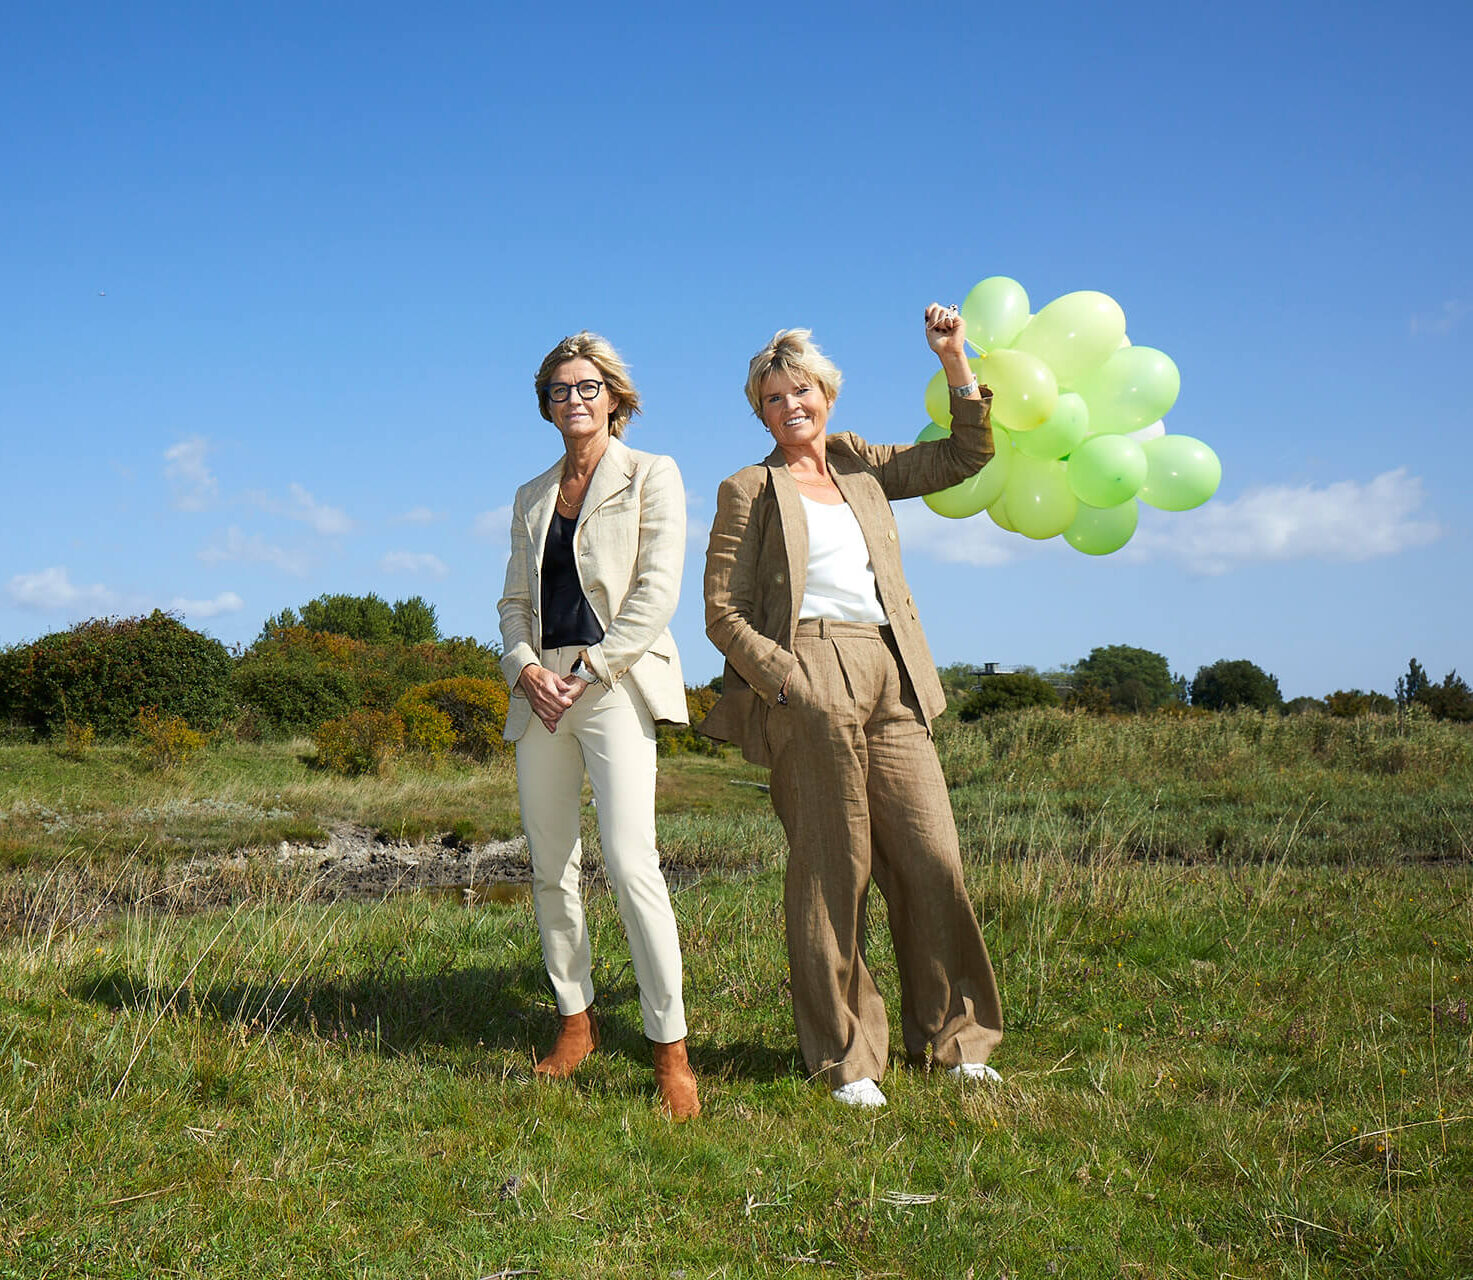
[570,657,600,684]
[949,378,980,397]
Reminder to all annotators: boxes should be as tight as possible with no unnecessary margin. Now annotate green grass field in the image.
[2,710,1470,1278]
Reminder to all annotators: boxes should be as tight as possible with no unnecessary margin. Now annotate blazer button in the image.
[775,572,785,584]
[887,530,897,542]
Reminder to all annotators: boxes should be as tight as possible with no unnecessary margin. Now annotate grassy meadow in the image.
[1,709,1471,1278]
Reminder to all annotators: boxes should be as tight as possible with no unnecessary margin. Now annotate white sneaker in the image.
[831,1077,888,1108]
[949,1062,1002,1084]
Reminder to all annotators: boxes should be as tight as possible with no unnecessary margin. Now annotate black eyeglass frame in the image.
[544,379,606,403]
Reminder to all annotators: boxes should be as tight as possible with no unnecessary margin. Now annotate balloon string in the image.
[965,339,986,357]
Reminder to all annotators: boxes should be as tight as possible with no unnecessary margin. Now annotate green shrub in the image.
[401,676,510,759]
[312,709,405,776]
[233,626,502,738]
[958,672,1062,720]
[136,706,207,769]
[0,612,233,738]
[394,692,456,761]
[57,720,96,761]
[659,685,723,756]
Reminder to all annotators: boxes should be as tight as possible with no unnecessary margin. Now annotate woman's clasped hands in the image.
[517,663,590,733]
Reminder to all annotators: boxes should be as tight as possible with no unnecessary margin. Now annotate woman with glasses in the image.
[702,306,1004,1108]
[499,331,698,1119]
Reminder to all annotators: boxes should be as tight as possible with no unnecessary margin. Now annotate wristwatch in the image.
[570,656,600,685]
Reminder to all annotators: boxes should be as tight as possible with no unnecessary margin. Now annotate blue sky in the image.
[3,1,1469,699]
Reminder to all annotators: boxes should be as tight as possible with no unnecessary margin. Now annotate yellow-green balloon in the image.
[1066,432,1147,507]
[1015,391,1089,460]
[961,276,1030,351]
[916,422,1013,518]
[1138,435,1221,511]
[978,348,1057,432]
[923,357,986,428]
[1070,346,1180,433]
[1014,290,1126,386]
[1002,454,1076,540]
[1065,498,1139,555]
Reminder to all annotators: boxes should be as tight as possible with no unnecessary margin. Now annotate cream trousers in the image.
[514,645,688,1043]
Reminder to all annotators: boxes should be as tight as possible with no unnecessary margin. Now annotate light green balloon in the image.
[1015,391,1089,460]
[961,276,1030,351]
[1070,346,1181,434]
[1002,454,1076,540]
[1138,435,1222,511]
[1065,498,1139,555]
[1066,433,1147,507]
[917,422,1013,518]
[923,357,986,429]
[1014,290,1126,386]
[988,498,1017,533]
[978,348,1057,432]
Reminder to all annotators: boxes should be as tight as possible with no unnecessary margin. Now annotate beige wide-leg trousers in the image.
[767,620,1003,1088]
[514,646,688,1044]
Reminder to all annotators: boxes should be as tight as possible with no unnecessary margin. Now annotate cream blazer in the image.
[701,391,993,766]
[499,435,689,741]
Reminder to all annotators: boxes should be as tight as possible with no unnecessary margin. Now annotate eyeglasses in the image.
[545,379,605,403]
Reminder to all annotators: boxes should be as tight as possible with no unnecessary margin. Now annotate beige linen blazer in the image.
[702,392,993,766]
[499,435,689,741]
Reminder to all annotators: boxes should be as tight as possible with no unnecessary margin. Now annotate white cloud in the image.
[169,591,244,618]
[164,436,218,511]
[248,484,355,535]
[1133,468,1442,574]
[286,483,354,535]
[892,500,1024,567]
[394,506,439,525]
[7,566,116,611]
[198,525,309,576]
[1410,300,1468,336]
[380,551,449,579]
[473,504,513,540]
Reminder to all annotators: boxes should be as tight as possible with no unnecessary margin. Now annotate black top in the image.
[540,510,605,650]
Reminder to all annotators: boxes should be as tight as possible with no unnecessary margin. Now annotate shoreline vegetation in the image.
[3,709,1471,1276]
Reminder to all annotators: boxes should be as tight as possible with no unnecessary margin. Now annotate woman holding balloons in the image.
[701,305,1005,1109]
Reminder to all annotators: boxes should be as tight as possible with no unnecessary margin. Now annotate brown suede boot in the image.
[651,1038,700,1120]
[534,1009,598,1079]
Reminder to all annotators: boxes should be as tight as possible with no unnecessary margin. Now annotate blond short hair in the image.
[534,331,642,438]
[744,328,843,417]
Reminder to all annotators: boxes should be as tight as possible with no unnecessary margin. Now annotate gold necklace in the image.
[792,472,835,488]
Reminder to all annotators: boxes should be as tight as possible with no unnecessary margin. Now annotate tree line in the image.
[943,645,1473,723]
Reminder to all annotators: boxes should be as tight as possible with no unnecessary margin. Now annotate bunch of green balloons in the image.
[918,276,1221,555]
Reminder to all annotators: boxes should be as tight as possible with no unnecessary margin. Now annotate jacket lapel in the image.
[526,456,564,566]
[765,445,807,643]
[577,436,637,535]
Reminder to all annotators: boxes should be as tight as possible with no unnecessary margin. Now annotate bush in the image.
[401,677,511,759]
[136,706,208,769]
[312,710,405,776]
[659,685,723,756]
[394,692,457,761]
[0,612,233,738]
[1326,689,1395,718]
[958,673,1062,720]
[233,626,502,738]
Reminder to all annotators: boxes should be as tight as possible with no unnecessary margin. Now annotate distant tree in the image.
[1190,659,1283,712]
[1419,670,1473,722]
[391,596,440,645]
[1395,658,1430,707]
[958,673,1062,719]
[1325,689,1396,718]
[258,593,441,646]
[1072,645,1178,712]
[1284,695,1327,715]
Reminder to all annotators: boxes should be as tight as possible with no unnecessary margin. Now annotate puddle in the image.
[421,882,533,908]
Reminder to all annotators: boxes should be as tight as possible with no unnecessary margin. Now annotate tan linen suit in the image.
[499,436,691,1042]
[703,392,1004,1086]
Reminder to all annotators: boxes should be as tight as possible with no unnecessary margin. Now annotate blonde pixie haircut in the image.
[535,331,642,438]
[744,329,844,418]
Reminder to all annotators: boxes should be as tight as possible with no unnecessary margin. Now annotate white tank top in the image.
[798,495,889,624]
